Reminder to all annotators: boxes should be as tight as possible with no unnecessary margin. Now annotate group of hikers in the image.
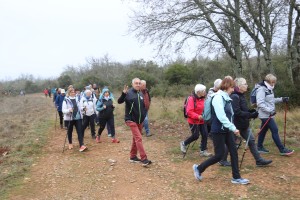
[182,74,294,185]
[51,74,294,184]
[53,80,152,166]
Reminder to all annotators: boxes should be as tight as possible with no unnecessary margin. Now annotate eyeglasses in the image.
[134,82,141,85]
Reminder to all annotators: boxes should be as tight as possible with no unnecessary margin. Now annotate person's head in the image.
[68,88,75,97]
[60,89,65,96]
[234,78,248,93]
[85,89,92,98]
[75,88,80,95]
[68,85,73,90]
[220,76,235,95]
[213,79,222,91]
[194,84,206,98]
[264,74,277,87]
[132,78,141,91]
[141,80,147,90]
[92,83,97,89]
[103,88,110,97]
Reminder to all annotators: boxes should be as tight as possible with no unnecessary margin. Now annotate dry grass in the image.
[0,94,55,198]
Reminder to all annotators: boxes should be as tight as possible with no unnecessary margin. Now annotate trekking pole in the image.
[255,115,272,140]
[183,140,197,159]
[240,119,255,168]
[55,110,57,131]
[284,102,288,147]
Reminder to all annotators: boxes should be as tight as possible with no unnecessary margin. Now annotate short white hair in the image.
[195,84,206,93]
[132,77,140,84]
[234,78,247,87]
[85,89,92,95]
[214,79,222,90]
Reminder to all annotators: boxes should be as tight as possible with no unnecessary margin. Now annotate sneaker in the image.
[192,164,202,181]
[219,160,231,167]
[95,136,100,143]
[68,144,73,150]
[146,134,153,137]
[231,178,250,185]
[141,159,152,167]
[79,145,88,152]
[200,150,212,157]
[108,134,112,137]
[256,159,272,167]
[112,138,120,143]
[280,148,294,156]
[180,141,187,153]
[129,156,141,163]
[257,146,270,154]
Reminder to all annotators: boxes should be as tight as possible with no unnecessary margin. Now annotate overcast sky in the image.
[0,0,180,80]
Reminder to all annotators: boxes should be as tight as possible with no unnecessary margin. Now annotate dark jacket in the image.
[230,88,251,130]
[118,88,147,124]
[55,94,65,112]
[97,98,114,119]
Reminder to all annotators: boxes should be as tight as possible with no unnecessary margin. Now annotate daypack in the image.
[202,96,215,123]
[250,83,267,107]
[183,95,196,118]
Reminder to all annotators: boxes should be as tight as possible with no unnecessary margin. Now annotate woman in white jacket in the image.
[62,88,87,152]
[80,89,97,139]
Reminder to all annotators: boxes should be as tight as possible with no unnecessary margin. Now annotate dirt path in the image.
[7,106,300,199]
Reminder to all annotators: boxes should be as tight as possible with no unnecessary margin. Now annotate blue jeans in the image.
[257,118,284,151]
[143,112,150,136]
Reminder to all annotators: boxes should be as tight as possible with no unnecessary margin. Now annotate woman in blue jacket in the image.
[192,77,249,185]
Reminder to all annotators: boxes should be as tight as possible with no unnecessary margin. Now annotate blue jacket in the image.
[211,90,236,133]
[55,94,65,112]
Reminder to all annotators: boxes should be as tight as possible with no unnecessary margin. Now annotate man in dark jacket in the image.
[118,78,151,167]
[230,78,272,167]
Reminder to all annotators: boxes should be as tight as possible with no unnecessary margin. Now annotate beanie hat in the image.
[214,79,222,89]
[194,84,206,93]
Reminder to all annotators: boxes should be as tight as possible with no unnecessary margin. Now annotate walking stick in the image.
[183,140,197,159]
[255,115,272,140]
[284,102,288,147]
[55,110,57,131]
[240,119,255,168]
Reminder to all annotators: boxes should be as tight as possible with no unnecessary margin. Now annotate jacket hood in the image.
[217,90,232,101]
[99,88,114,101]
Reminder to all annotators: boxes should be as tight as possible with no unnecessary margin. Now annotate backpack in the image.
[202,96,215,123]
[250,83,267,107]
[183,95,196,118]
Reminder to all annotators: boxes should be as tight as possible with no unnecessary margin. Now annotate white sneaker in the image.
[200,150,212,157]
[180,141,187,153]
[231,178,250,185]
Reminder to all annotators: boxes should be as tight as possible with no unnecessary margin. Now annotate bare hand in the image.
[103,105,106,109]
[234,130,240,136]
[123,85,129,94]
[69,108,73,113]
[198,115,202,120]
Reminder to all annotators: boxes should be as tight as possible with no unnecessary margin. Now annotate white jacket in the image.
[62,97,84,121]
[80,96,97,116]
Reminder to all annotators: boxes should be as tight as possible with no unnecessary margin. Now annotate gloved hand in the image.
[248,108,256,113]
[250,111,258,119]
[270,110,276,116]
[282,97,289,103]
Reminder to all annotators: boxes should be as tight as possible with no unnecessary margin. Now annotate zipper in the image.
[129,102,134,114]
[138,92,141,123]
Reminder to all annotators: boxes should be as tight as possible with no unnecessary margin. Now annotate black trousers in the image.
[58,111,63,125]
[83,114,96,137]
[98,116,115,138]
[184,124,208,151]
[67,119,84,147]
[197,132,241,179]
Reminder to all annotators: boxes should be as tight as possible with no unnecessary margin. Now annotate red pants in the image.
[126,121,147,161]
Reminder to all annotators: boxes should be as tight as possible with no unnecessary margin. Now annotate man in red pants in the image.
[118,78,152,167]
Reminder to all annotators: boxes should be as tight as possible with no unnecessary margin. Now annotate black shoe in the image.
[256,159,272,167]
[92,135,96,139]
[141,159,152,167]
[219,160,231,167]
[257,146,270,154]
[129,156,141,163]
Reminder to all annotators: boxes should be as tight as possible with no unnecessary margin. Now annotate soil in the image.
[6,102,300,199]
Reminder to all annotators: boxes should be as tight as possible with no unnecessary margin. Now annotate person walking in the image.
[192,77,249,184]
[118,78,152,166]
[80,89,97,139]
[140,80,152,137]
[43,88,48,98]
[230,77,272,166]
[180,84,212,157]
[256,74,294,156]
[55,89,65,129]
[62,88,87,152]
[96,87,119,143]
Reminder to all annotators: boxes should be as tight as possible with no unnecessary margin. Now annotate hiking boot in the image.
[200,150,212,157]
[219,160,231,167]
[231,178,250,185]
[141,159,152,167]
[257,146,270,154]
[192,164,202,181]
[79,145,88,152]
[68,144,73,150]
[180,141,187,153]
[280,148,294,156]
[129,156,141,163]
[96,136,100,143]
[256,158,272,167]
[112,138,120,143]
